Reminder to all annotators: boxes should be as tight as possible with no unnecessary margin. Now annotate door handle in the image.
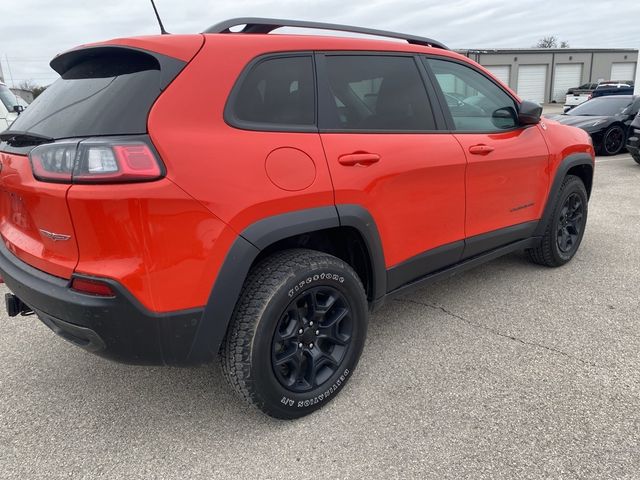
[468,144,495,155]
[338,152,381,166]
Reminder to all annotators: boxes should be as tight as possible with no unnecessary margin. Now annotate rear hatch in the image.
[0,39,200,278]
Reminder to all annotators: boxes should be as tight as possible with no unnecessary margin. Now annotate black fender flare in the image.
[534,152,594,237]
[187,204,386,363]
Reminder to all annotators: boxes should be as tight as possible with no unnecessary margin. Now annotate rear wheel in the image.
[220,249,368,419]
[527,175,588,267]
[600,125,625,156]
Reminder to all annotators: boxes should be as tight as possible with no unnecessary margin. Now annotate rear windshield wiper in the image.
[0,131,55,147]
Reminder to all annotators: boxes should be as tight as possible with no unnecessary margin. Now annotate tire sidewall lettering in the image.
[288,271,345,298]
[279,368,351,409]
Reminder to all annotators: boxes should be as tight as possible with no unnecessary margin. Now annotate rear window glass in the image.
[229,55,315,128]
[9,50,165,139]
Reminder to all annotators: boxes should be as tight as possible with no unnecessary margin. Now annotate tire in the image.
[220,249,368,419]
[599,125,625,156]
[527,175,588,267]
[633,153,640,165]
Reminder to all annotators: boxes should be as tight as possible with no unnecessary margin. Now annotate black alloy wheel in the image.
[556,192,584,255]
[602,125,625,156]
[527,175,588,267]
[272,286,352,393]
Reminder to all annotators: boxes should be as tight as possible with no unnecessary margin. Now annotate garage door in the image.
[610,62,636,82]
[552,63,583,102]
[485,65,511,87]
[517,65,547,103]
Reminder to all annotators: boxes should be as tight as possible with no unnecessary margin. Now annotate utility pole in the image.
[4,55,15,87]
[635,50,640,95]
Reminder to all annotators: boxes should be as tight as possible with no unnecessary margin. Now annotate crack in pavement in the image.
[394,297,598,367]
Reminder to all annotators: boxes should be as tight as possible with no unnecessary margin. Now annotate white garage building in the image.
[458,48,638,104]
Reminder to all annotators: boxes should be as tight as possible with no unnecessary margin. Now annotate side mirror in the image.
[491,107,518,129]
[12,105,24,114]
[518,100,542,125]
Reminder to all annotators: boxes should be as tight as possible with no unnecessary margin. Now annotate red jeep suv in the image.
[0,19,594,418]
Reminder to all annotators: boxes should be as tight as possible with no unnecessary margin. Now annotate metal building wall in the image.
[460,48,638,103]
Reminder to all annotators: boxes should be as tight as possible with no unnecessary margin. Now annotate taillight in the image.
[70,277,115,297]
[28,136,164,184]
[29,142,77,183]
[74,143,162,182]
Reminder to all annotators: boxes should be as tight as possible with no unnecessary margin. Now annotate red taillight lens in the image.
[71,277,115,297]
[74,143,162,183]
[28,137,164,184]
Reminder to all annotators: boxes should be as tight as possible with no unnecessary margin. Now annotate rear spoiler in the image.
[50,45,186,89]
[50,34,204,76]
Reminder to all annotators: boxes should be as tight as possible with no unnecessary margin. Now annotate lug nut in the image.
[309,321,314,326]
[309,343,314,349]
[298,328,304,334]
[315,330,320,335]
[298,342,303,348]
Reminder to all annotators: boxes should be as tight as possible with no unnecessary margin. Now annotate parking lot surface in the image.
[1,154,639,479]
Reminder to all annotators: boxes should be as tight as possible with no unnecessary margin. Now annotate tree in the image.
[16,79,47,100]
[536,35,558,48]
[535,36,570,48]
[31,85,47,99]
[17,80,38,92]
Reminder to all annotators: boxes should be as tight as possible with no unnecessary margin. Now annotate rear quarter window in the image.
[226,55,316,130]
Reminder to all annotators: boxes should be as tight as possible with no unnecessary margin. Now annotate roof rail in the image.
[203,18,449,50]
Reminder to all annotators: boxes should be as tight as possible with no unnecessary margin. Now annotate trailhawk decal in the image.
[280,369,350,408]
[288,272,345,298]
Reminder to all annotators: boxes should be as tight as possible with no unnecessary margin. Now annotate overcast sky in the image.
[2,0,639,87]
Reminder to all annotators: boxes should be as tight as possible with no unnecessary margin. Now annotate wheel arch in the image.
[187,205,386,363]
[534,152,594,237]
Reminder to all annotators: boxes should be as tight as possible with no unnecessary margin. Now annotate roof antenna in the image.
[149,0,169,35]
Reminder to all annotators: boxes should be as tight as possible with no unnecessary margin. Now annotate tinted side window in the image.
[322,55,436,131]
[426,58,518,132]
[231,56,315,127]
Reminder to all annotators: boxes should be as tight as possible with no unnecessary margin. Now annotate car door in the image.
[316,53,468,290]
[423,57,550,258]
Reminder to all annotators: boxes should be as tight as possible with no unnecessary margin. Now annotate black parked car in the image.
[548,95,640,156]
[591,81,634,99]
[627,111,640,164]
[566,82,598,95]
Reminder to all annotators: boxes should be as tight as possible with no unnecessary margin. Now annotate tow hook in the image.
[5,293,34,317]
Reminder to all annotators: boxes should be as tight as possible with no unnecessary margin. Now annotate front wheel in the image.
[220,249,368,419]
[527,175,588,267]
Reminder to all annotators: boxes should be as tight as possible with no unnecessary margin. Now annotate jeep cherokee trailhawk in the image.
[0,18,595,418]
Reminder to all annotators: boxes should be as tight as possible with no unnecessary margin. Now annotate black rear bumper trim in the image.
[0,240,204,366]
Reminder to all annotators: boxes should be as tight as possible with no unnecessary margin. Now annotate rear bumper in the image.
[0,240,204,366]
